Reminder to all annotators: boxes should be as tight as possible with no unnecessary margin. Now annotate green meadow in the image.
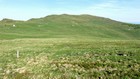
[0,14,140,79]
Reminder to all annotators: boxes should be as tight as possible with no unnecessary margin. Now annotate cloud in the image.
[89,0,119,10]
[83,0,140,23]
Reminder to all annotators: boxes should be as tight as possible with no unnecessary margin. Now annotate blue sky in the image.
[0,0,140,23]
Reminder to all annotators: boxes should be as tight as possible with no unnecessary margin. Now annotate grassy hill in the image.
[0,14,140,39]
[0,14,140,79]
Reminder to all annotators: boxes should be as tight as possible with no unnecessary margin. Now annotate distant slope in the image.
[0,14,140,39]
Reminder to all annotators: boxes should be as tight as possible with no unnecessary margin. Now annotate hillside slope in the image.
[0,14,140,39]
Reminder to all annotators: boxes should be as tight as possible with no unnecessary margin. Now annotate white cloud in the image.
[89,0,119,10]
[83,0,140,23]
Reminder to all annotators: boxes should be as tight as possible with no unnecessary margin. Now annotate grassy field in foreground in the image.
[0,38,140,79]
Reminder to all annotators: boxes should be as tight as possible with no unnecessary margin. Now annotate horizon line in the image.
[0,14,139,24]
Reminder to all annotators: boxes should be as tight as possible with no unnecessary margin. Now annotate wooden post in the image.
[17,50,19,58]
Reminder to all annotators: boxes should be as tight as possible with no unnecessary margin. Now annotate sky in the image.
[0,0,140,24]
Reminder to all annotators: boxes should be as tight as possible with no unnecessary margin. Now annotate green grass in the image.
[0,38,140,79]
[0,14,140,40]
[0,14,140,79]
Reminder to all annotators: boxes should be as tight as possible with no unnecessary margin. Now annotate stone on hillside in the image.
[13,24,16,27]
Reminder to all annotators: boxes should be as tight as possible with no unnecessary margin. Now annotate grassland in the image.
[0,38,140,79]
[0,14,140,79]
[0,14,140,40]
